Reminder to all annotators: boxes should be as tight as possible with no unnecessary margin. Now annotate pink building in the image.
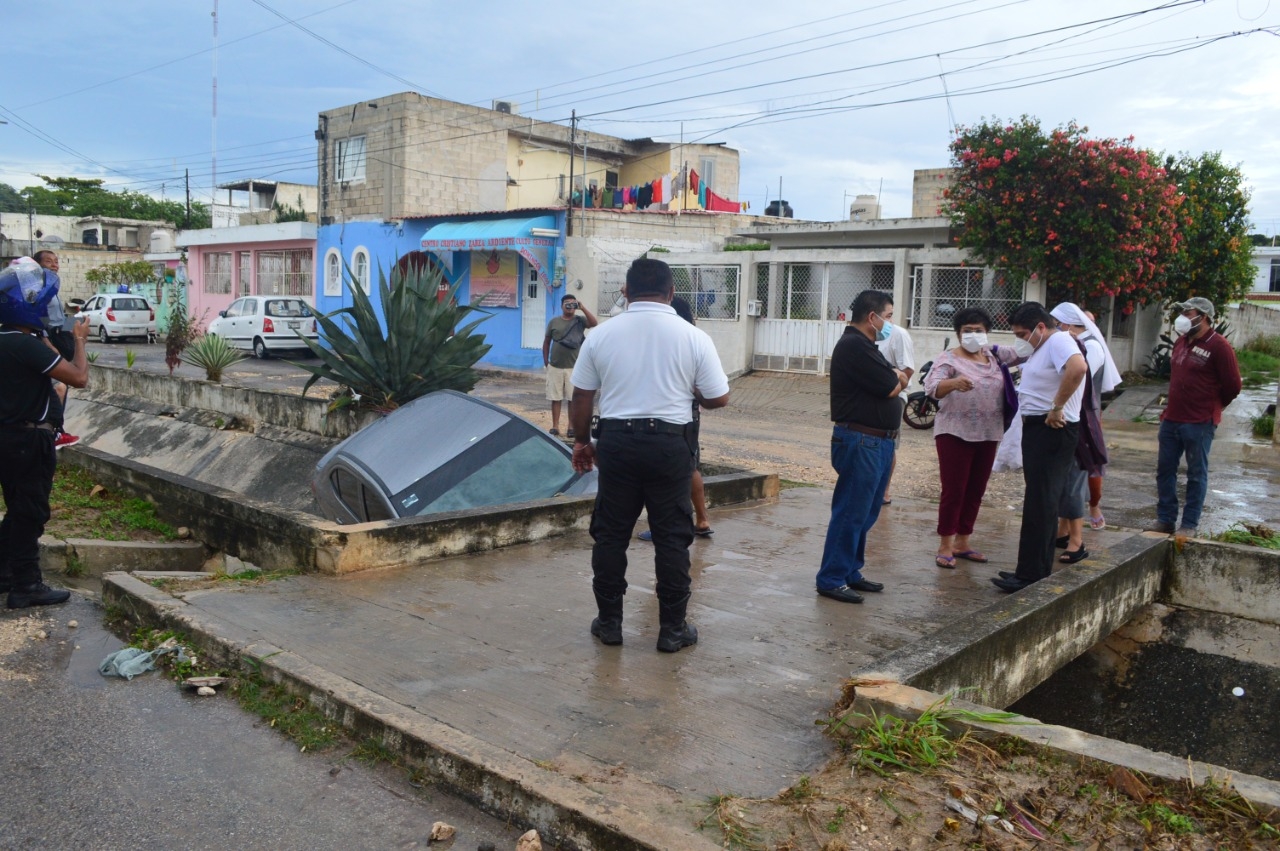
[178,222,317,327]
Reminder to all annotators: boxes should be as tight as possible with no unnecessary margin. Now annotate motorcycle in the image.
[901,338,948,430]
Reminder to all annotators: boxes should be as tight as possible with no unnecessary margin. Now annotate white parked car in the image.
[206,295,320,359]
[81,293,158,343]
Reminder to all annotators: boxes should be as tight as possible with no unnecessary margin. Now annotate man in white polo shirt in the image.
[569,258,731,653]
[992,302,1087,593]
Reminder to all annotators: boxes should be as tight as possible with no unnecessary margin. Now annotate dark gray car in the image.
[311,390,597,524]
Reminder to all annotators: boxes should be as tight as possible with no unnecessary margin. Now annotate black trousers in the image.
[589,429,695,624]
[1016,416,1079,582]
[0,429,57,587]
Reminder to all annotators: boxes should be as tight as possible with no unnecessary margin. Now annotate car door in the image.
[239,298,262,349]
[83,296,103,336]
[219,299,247,349]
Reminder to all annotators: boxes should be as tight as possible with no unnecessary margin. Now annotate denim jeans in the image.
[816,426,895,590]
[1156,420,1216,531]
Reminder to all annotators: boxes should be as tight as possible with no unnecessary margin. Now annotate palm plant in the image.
[298,261,491,411]
[180,332,246,382]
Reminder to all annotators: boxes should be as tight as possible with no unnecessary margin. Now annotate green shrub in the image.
[180,333,246,382]
[1251,412,1275,439]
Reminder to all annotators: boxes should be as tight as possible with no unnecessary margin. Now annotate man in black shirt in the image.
[816,289,909,604]
[0,271,91,609]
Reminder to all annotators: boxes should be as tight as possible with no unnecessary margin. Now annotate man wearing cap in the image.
[1147,297,1241,537]
[569,258,730,652]
[0,264,91,609]
[815,289,910,604]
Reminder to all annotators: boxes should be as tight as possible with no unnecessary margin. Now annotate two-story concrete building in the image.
[312,92,758,369]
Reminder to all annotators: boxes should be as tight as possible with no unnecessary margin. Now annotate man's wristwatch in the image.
[1050,404,1064,412]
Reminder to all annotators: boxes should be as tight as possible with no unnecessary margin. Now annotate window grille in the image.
[353,249,370,294]
[909,265,1022,331]
[257,249,313,296]
[324,250,342,296]
[203,252,232,294]
[670,265,741,321]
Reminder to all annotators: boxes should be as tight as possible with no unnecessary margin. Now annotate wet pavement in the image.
[0,596,526,850]
[153,487,1144,803]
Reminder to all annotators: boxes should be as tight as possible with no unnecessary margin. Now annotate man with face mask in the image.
[991,302,1087,593]
[815,289,910,604]
[1147,297,1240,536]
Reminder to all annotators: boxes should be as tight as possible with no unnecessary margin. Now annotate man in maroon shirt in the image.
[1147,297,1241,536]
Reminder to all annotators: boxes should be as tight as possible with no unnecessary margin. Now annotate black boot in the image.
[656,594,698,653]
[591,591,624,645]
[8,582,71,609]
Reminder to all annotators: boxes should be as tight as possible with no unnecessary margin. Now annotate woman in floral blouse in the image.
[924,307,1020,568]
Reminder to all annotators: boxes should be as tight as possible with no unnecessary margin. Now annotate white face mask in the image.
[960,332,988,354]
[1012,328,1041,359]
[1173,314,1199,336]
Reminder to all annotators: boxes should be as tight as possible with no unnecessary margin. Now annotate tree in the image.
[0,182,26,213]
[15,175,211,229]
[85,260,161,288]
[1160,152,1254,311]
[945,117,1184,309]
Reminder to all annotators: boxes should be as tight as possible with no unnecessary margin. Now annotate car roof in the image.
[322,390,566,496]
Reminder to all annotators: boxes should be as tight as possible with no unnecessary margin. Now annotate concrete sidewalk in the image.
[107,485,1146,847]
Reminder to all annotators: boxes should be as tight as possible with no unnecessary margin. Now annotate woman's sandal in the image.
[1054,535,1070,549]
[1089,513,1106,530]
[954,550,989,563]
[935,554,957,569]
[1059,547,1089,564]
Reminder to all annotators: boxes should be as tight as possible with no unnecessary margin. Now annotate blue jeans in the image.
[1156,420,1216,531]
[816,426,895,590]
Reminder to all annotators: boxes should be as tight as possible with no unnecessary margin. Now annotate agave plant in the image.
[180,332,247,382]
[298,261,491,411]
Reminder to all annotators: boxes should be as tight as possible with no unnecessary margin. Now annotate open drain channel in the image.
[855,534,1280,797]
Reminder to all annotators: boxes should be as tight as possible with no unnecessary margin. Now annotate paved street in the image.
[0,596,525,850]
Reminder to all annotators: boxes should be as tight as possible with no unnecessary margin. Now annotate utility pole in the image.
[185,169,191,229]
[567,110,576,237]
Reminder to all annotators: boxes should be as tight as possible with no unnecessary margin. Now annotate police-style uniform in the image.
[571,301,729,648]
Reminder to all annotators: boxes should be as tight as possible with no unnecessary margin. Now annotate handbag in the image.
[991,345,1019,431]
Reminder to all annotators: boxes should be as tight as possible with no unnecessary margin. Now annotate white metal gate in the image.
[751,262,894,374]
[520,260,545,349]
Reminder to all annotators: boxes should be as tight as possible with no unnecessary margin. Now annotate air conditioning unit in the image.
[492,100,519,115]
[746,300,762,317]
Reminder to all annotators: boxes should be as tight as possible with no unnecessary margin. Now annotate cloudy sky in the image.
[4,0,1279,233]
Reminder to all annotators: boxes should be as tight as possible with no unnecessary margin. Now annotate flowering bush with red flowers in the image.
[944,117,1185,310]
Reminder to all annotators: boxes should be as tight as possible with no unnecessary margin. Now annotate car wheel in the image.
[98,326,110,344]
[253,337,270,360]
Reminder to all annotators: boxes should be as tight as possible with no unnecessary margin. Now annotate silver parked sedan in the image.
[311,390,597,524]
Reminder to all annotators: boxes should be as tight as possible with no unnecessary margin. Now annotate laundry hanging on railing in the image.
[705,188,738,213]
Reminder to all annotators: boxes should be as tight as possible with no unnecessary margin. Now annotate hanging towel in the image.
[698,180,707,209]
[689,169,699,194]
[651,178,662,204]
[706,189,738,212]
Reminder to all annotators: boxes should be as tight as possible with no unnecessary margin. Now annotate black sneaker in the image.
[7,582,72,609]
[1144,521,1175,534]
[590,617,623,646]
[656,621,698,653]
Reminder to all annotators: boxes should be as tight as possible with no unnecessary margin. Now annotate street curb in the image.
[102,572,720,851]
[39,536,208,577]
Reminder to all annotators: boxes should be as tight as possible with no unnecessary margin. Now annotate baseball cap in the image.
[1173,297,1215,317]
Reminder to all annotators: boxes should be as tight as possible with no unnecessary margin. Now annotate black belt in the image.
[0,422,55,432]
[835,421,900,440]
[597,418,687,435]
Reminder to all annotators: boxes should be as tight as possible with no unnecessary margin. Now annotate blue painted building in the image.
[314,209,566,370]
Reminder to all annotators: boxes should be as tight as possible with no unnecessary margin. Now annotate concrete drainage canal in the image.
[856,534,1280,803]
[1011,550,1280,783]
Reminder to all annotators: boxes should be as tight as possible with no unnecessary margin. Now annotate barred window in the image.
[324,249,342,296]
[670,264,741,321]
[203,252,232,294]
[909,265,1023,331]
[257,249,313,296]
[353,248,370,294]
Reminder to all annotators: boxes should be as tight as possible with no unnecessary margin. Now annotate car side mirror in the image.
[217,310,227,317]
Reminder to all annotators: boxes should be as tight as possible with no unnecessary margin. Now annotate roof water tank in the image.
[150,231,175,253]
[764,200,794,218]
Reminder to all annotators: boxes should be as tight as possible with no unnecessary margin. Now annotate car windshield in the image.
[402,430,577,515]
[265,299,313,318]
[113,298,149,311]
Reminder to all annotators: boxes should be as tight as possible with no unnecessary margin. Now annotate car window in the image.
[403,428,577,516]
[245,300,258,315]
[362,486,394,522]
[265,299,312,318]
[113,298,149,311]
[331,468,364,518]
[223,300,241,318]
